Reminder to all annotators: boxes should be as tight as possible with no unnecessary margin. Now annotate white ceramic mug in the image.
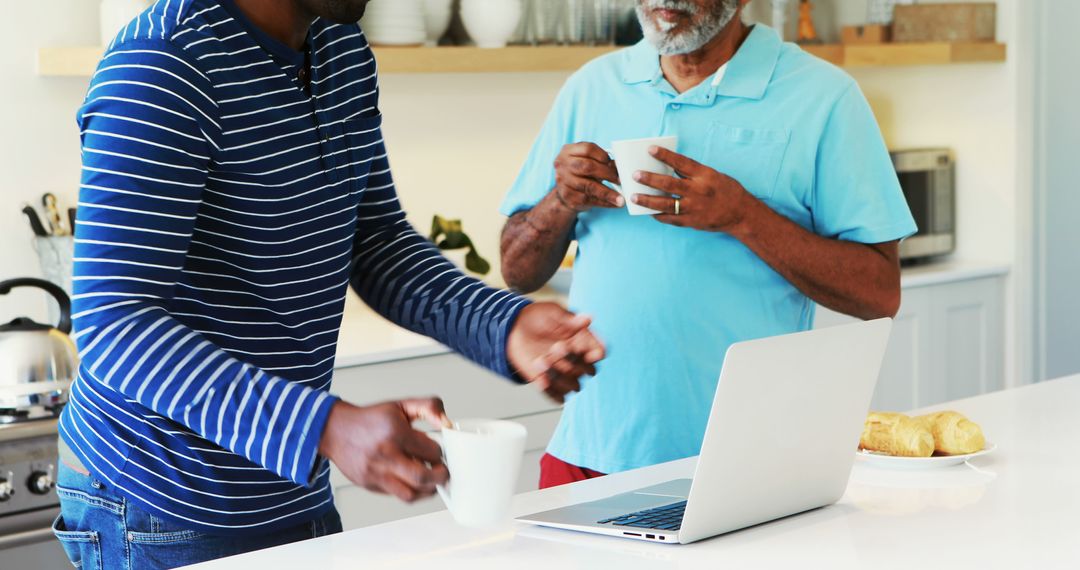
[436,419,527,528]
[611,135,679,216]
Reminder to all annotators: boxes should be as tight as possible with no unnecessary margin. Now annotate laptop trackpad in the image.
[580,479,692,513]
[632,479,692,499]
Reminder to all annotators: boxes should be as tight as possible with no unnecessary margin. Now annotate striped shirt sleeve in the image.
[349,139,531,379]
[73,41,336,487]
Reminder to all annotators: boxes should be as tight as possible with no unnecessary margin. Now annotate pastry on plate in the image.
[915,411,986,455]
[860,412,935,458]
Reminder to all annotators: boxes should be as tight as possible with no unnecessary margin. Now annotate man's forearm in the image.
[730,198,901,320]
[500,190,578,293]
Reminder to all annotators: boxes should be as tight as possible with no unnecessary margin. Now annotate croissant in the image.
[860,412,934,457]
[914,411,985,455]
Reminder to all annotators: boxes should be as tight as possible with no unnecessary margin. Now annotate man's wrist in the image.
[317,399,344,459]
[549,187,582,215]
[726,188,765,242]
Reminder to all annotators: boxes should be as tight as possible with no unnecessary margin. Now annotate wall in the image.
[1034,0,1080,380]
[0,1,1036,385]
[0,1,96,323]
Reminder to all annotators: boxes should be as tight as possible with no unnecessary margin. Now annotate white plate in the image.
[856,442,997,470]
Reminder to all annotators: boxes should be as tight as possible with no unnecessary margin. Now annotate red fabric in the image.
[539,453,606,489]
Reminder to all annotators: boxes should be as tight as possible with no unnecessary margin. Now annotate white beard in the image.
[636,0,739,55]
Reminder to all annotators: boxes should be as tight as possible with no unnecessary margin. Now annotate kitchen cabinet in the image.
[815,271,1005,411]
[329,353,561,530]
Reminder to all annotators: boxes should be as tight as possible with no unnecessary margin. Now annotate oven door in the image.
[0,506,68,567]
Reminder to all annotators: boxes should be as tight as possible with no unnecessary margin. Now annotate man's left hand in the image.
[507,302,606,403]
[631,146,755,233]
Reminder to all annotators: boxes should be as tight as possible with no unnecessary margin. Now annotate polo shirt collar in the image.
[620,24,782,101]
[217,0,308,68]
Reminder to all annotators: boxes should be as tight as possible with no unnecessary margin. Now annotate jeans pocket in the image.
[52,514,103,570]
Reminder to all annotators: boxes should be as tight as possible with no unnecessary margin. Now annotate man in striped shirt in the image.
[54,0,605,567]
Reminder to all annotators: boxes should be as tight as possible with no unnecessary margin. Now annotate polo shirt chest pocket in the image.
[704,124,791,202]
[341,112,383,191]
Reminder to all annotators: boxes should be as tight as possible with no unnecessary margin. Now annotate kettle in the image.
[0,278,78,420]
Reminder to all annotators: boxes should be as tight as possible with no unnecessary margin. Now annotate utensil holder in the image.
[33,236,74,326]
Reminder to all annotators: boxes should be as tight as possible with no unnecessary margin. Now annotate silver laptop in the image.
[516,318,893,545]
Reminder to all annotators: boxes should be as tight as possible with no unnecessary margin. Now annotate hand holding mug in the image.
[319,398,451,503]
[551,142,624,212]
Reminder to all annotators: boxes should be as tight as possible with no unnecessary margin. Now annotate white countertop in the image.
[191,374,1077,570]
[334,259,1010,367]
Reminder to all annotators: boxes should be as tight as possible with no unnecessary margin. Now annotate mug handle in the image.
[436,482,452,512]
[430,431,452,511]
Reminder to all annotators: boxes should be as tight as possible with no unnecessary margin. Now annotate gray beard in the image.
[636,0,739,55]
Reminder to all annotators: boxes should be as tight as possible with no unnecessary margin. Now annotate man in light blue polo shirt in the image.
[500,0,917,487]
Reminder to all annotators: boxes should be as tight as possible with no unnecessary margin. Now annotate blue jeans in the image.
[52,462,342,570]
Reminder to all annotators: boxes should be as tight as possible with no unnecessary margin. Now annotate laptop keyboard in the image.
[597,500,687,531]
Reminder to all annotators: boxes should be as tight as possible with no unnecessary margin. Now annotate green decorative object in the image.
[428,215,491,276]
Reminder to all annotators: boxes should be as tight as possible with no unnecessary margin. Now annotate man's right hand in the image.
[552,142,624,212]
[318,398,450,503]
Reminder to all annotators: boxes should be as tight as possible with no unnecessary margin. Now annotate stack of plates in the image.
[360,0,426,46]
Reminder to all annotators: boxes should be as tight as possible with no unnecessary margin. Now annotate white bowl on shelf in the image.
[424,0,455,45]
[360,0,427,46]
[461,0,524,48]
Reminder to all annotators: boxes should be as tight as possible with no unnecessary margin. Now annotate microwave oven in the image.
[892,148,956,262]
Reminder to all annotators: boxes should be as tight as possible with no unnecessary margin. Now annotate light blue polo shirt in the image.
[501,25,917,474]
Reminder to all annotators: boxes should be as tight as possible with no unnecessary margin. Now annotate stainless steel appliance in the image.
[0,278,77,566]
[892,148,956,262]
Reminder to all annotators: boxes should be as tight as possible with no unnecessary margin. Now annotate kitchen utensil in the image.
[461,0,524,48]
[0,278,77,418]
[610,135,678,216]
[21,205,49,237]
[41,194,67,237]
[32,236,75,326]
[856,442,997,470]
[435,419,527,528]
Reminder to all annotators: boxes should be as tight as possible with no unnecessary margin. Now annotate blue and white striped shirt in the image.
[61,0,529,536]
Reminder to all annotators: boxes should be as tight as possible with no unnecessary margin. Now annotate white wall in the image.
[0,1,1036,386]
[1034,0,1080,380]
[0,1,96,323]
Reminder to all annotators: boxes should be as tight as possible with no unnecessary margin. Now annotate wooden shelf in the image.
[37,42,1006,77]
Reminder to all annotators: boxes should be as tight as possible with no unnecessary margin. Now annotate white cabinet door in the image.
[814,289,932,411]
[814,276,1003,411]
[924,278,1005,404]
[872,287,932,411]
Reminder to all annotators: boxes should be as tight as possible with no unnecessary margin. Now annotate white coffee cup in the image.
[436,419,527,528]
[611,135,679,216]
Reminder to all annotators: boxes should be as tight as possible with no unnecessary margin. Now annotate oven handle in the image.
[0,526,56,549]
